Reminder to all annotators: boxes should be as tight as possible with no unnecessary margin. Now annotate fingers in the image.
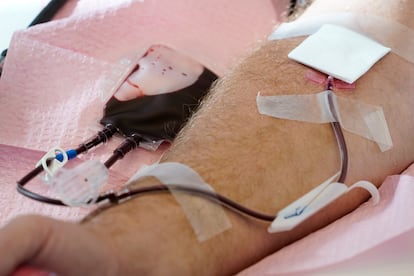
[12,266,50,276]
[0,215,119,276]
[0,216,49,275]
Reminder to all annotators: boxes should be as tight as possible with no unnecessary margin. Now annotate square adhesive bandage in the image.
[288,24,391,84]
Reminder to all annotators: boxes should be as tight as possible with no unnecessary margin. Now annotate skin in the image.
[1,0,414,275]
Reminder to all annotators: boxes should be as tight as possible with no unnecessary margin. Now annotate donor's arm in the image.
[1,0,414,275]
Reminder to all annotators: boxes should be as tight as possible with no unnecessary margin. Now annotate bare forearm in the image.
[164,0,414,210]
[2,1,413,275]
[87,12,414,275]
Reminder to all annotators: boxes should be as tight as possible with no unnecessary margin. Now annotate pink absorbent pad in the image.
[0,0,280,224]
[1,1,414,274]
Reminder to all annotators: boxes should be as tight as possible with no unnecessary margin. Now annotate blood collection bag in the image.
[100,45,218,142]
[17,45,217,206]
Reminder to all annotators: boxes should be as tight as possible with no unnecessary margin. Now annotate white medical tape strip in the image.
[256,91,335,123]
[268,173,380,233]
[338,95,393,152]
[50,160,109,207]
[36,147,68,182]
[257,91,393,152]
[269,13,414,65]
[127,162,232,242]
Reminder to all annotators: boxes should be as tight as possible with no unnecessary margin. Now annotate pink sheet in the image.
[0,144,86,225]
[0,0,280,221]
[1,0,413,274]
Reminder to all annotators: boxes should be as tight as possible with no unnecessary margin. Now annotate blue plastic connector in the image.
[55,149,77,162]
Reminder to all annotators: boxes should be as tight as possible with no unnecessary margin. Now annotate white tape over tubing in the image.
[257,90,393,152]
[268,172,380,233]
[127,162,232,242]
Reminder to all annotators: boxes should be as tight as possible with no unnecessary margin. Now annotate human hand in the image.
[12,266,50,276]
[0,215,118,276]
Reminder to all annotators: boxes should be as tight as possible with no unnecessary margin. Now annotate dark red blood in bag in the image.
[100,45,217,141]
[101,69,216,141]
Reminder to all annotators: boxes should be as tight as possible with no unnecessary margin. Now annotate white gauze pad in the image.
[127,162,232,242]
[269,12,414,65]
[287,24,390,84]
[257,91,393,152]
